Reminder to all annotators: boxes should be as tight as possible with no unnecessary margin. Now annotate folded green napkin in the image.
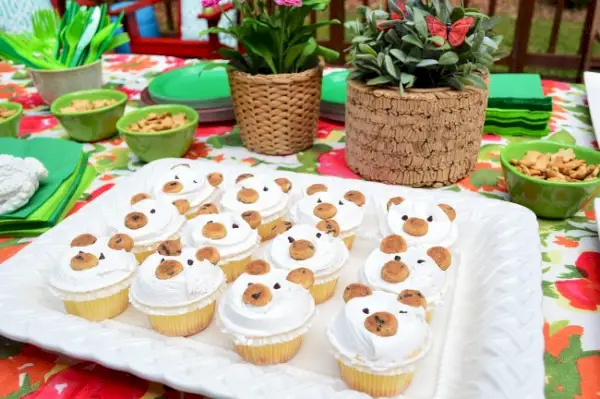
[486,107,552,122]
[484,124,550,137]
[488,74,552,111]
[484,118,550,129]
[0,163,96,237]
[0,138,83,219]
[322,70,349,105]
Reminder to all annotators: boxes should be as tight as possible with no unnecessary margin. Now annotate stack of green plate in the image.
[0,138,96,237]
[320,69,349,122]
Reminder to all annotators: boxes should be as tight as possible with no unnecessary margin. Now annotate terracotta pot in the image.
[345,79,488,187]
[228,63,323,155]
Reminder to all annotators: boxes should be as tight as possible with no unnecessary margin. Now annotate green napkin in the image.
[486,108,552,122]
[0,138,83,219]
[0,163,96,237]
[488,74,552,111]
[322,70,349,105]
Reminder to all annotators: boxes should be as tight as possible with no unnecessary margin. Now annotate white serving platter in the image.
[0,159,544,399]
[584,71,600,145]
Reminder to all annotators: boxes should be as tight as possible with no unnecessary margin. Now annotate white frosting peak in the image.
[218,269,316,338]
[154,163,217,208]
[291,191,363,236]
[327,291,429,372]
[221,176,289,220]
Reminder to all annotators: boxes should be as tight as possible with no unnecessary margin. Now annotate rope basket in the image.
[228,64,323,155]
[345,79,488,187]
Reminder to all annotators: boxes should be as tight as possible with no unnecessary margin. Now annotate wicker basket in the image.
[345,79,488,187]
[227,64,323,155]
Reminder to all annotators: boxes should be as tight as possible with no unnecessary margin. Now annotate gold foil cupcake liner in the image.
[63,287,130,321]
[234,335,304,365]
[337,359,414,397]
[149,301,217,337]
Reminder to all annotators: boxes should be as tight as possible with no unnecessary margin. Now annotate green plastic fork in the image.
[63,9,90,67]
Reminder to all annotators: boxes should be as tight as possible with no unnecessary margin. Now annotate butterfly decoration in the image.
[425,16,475,47]
[391,1,408,20]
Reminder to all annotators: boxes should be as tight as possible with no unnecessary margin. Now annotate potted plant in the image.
[345,0,503,187]
[201,0,340,155]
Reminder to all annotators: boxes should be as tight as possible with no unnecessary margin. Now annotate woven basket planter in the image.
[228,64,323,155]
[345,79,488,187]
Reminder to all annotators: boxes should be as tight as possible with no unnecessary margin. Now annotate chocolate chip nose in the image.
[402,217,428,237]
[364,311,398,337]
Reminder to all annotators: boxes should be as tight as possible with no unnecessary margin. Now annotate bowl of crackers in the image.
[500,140,600,219]
[51,89,127,142]
[117,104,198,163]
[0,102,23,138]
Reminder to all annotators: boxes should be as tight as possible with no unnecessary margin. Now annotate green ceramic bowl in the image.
[0,102,23,138]
[500,140,600,219]
[117,104,198,163]
[51,89,127,142]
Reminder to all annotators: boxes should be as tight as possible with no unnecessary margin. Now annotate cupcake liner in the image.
[130,282,227,316]
[149,300,217,336]
[63,287,130,321]
[49,274,135,302]
[310,278,338,304]
[342,235,356,250]
[257,217,289,241]
[234,335,304,365]
[221,255,252,282]
[337,359,414,397]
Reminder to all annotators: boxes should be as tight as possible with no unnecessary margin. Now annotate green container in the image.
[117,104,198,163]
[500,140,600,219]
[51,89,128,142]
[0,102,23,138]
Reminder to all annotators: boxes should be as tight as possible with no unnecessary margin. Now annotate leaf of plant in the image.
[384,54,398,78]
[384,28,400,45]
[402,34,423,48]
[432,0,442,17]
[465,73,488,89]
[316,45,339,62]
[406,47,422,63]
[480,16,498,31]
[400,72,416,86]
[417,59,438,67]
[356,53,377,61]
[352,36,371,44]
[296,37,318,70]
[243,35,278,74]
[451,7,464,22]
[218,48,248,67]
[476,51,494,65]
[358,43,377,56]
[438,51,459,65]
[377,52,385,67]
[412,8,428,38]
[428,36,445,46]
[367,75,393,86]
[444,77,465,90]
[482,36,498,50]
[348,70,363,80]
[398,82,404,96]
[284,44,305,70]
[390,48,407,62]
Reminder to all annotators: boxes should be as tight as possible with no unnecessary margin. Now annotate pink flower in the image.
[202,0,220,8]
[275,0,302,7]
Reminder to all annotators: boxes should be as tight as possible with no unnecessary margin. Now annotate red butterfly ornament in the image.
[391,1,408,20]
[425,16,475,47]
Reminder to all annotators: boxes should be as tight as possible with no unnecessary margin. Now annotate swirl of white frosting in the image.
[381,198,457,246]
[220,176,289,222]
[291,191,363,237]
[130,247,226,312]
[48,237,137,295]
[266,224,348,280]
[218,269,316,339]
[154,163,218,209]
[108,198,186,248]
[361,246,450,307]
[183,212,260,262]
[327,290,430,372]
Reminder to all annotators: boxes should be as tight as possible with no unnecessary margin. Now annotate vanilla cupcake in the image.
[221,174,293,241]
[361,234,452,321]
[266,224,348,304]
[218,261,316,364]
[48,233,137,321]
[328,284,430,397]
[183,211,260,282]
[152,162,223,219]
[291,185,366,249]
[110,196,186,263]
[380,196,457,246]
[130,244,226,336]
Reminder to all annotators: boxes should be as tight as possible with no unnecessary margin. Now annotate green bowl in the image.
[117,104,198,163]
[0,102,23,138]
[500,140,600,219]
[51,89,128,142]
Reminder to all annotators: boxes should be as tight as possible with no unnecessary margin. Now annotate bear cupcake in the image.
[109,196,186,263]
[265,224,349,304]
[221,173,292,241]
[328,284,430,397]
[218,261,316,364]
[129,243,226,336]
[291,184,366,249]
[47,233,137,321]
[361,234,453,321]
[183,211,261,282]
[152,162,223,220]
[380,196,457,246]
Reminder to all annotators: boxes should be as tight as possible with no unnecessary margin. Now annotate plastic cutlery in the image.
[70,7,102,67]
[63,9,90,67]
[84,22,119,64]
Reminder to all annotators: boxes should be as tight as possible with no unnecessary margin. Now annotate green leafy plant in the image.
[200,0,340,75]
[346,0,504,93]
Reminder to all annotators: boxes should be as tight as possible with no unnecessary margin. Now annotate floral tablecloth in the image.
[0,54,599,399]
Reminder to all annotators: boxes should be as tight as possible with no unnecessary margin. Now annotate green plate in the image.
[321,69,349,105]
[148,63,231,105]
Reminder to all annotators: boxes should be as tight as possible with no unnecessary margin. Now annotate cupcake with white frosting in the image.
[291,184,366,249]
[380,196,457,246]
[328,284,430,397]
[361,234,453,321]
[221,173,292,241]
[109,196,186,263]
[48,233,137,321]
[266,224,348,304]
[130,245,226,336]
[218,261,316,364]
[152,162,223,219]
[183,211,260,282]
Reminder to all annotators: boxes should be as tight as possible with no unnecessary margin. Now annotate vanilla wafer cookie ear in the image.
[286,268,315,289]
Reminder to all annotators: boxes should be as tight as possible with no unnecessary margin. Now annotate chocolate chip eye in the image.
[316,232,322,238]
[207,220,213,224]
[175,175,179,179]
[287,236,295,243]
[274,283,281,289]
[160,258,165,263]
[187,259,194,266]
[427,216,433,222]
[394,255,401,261]
[263,187,268,192]
[150,209,156,214]
[232,223,239,229]
[193,180,197,183]
[402,215,408,221]
[248,282,252,286]
[399,310,407,314]
[362,308,369,314]
[99,253,105,260]
[417,259,425,264]
[338,200,343,205]
[317,198,322,203]
[78,250,83,254]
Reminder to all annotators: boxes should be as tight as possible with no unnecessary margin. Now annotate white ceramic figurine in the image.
[0,155,48,216]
